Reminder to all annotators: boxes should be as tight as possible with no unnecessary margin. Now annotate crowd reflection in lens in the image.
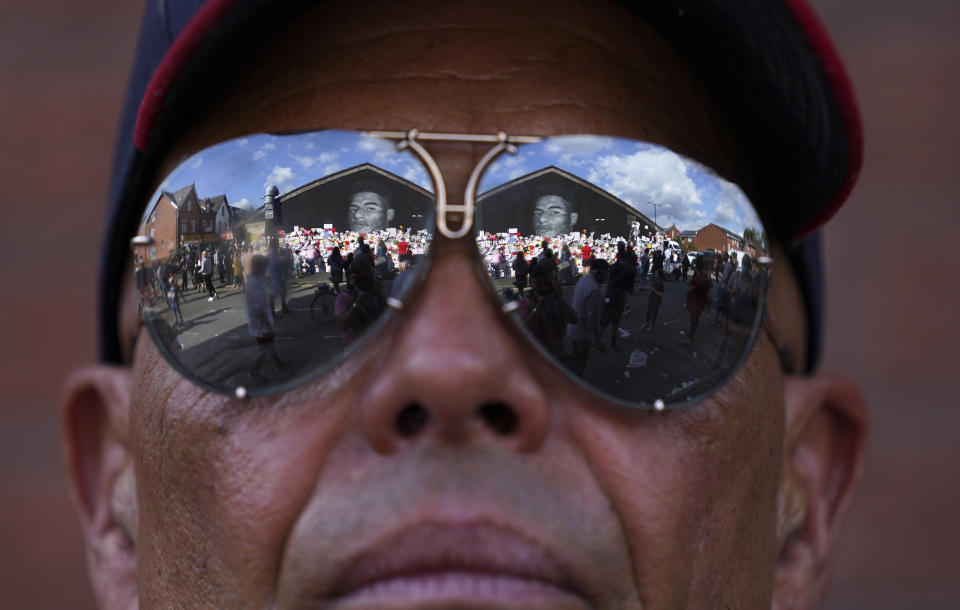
[135,159,768,404]
[482,223,769,405]
[135,221,432,392]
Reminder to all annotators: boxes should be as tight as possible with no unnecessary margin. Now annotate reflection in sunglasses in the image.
[133,131,771,408]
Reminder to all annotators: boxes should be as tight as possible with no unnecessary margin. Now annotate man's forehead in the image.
[160,0,743,189]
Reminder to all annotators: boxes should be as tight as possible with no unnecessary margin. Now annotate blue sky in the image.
[150,132,762,236]
[479,135,763,235]
[150,130,433,217]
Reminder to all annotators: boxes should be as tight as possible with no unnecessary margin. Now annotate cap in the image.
[100,0,863,373]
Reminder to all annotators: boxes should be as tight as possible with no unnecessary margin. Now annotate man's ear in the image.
[569,211,578,226]
[772,374,868,610]
[387,208,395,223]
[61,365,138,610]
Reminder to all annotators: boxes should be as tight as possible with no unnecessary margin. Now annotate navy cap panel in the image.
[108,0,209,207]
[786,232,825,372]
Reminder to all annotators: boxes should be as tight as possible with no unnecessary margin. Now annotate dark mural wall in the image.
[475,168,654,238]
[278,165,434,233]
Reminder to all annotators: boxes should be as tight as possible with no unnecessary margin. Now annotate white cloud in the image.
[545,135,614,157]
[484,150,534,182]
[236,138,249,147]
[321,163,342,176]
[356,135,396,155]
[292,154,314,169]
[292,151,340,169]
[356,137,379,152]
[713,200,738,227]
[191,156,203,169]
[402,164,431,190]
[234,197,253,210]
[586,149,706,230]
[711,180,757,233]
[373,150,402,166]
[264,166,296,191]
[290,152,340,169]
[252,141,277,162]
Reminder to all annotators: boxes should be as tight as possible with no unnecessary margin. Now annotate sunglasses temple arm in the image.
[762,304,797,374]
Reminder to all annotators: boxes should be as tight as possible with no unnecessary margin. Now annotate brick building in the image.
[693,223,763,258]
[166,184,202,243]
[136,184,233,263]
[138,191,179,262]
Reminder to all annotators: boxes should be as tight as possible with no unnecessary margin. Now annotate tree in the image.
[742,226,768,252]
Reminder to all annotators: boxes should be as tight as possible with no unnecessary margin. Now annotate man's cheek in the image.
[132,397,336,600]
[199,411,344,591]
[559,410,709,607]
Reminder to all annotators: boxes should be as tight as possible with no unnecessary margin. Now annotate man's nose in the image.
[357,238,551,455]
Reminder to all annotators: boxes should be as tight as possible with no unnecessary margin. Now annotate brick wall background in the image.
[0,1,956,608]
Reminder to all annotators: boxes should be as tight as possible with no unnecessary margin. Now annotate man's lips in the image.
[322,521,591,608]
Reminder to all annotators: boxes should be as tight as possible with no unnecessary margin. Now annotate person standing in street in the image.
[244,255,289,381]
[684,257,713,345]
[567,258,608,375]
[201,249,217,301]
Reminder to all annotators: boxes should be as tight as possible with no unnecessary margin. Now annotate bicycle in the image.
[310,283,339,322]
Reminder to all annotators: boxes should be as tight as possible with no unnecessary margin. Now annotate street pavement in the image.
[144,269,759,405]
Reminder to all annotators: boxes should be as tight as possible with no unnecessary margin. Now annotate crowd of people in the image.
[479,228,770,378]
[136,224,766,381]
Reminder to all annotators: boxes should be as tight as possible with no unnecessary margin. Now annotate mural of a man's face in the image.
[349,190,394,233]
[532,194,578,236]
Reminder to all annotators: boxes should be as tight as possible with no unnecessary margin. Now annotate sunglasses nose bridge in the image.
[393,131,521,239]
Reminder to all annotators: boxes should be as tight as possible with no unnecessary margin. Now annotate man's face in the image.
[349,190,393,233]
[532,194,577,236]
[113,1,819,608]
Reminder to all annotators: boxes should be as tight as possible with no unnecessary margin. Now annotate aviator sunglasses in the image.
[130,129,779,409]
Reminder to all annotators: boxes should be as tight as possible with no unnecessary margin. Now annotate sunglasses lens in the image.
[133,130,434,396]
[475,136,771,408]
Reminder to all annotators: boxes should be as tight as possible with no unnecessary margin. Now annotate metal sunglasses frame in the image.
[131,128,786,406]
[363,129,542,239]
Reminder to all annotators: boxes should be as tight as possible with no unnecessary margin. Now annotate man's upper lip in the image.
[325,520,582,600]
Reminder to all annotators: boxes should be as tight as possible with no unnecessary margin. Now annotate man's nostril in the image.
[477,402,519,436]
[395,403,430,437]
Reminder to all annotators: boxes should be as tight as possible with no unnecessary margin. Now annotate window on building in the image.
[191,220,196,233]
[181,221,188,234]
[150,228,155,238]
[150,247,156,259]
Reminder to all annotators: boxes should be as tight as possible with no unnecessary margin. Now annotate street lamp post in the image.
[647,201,660,228]
[264,184,281,239]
